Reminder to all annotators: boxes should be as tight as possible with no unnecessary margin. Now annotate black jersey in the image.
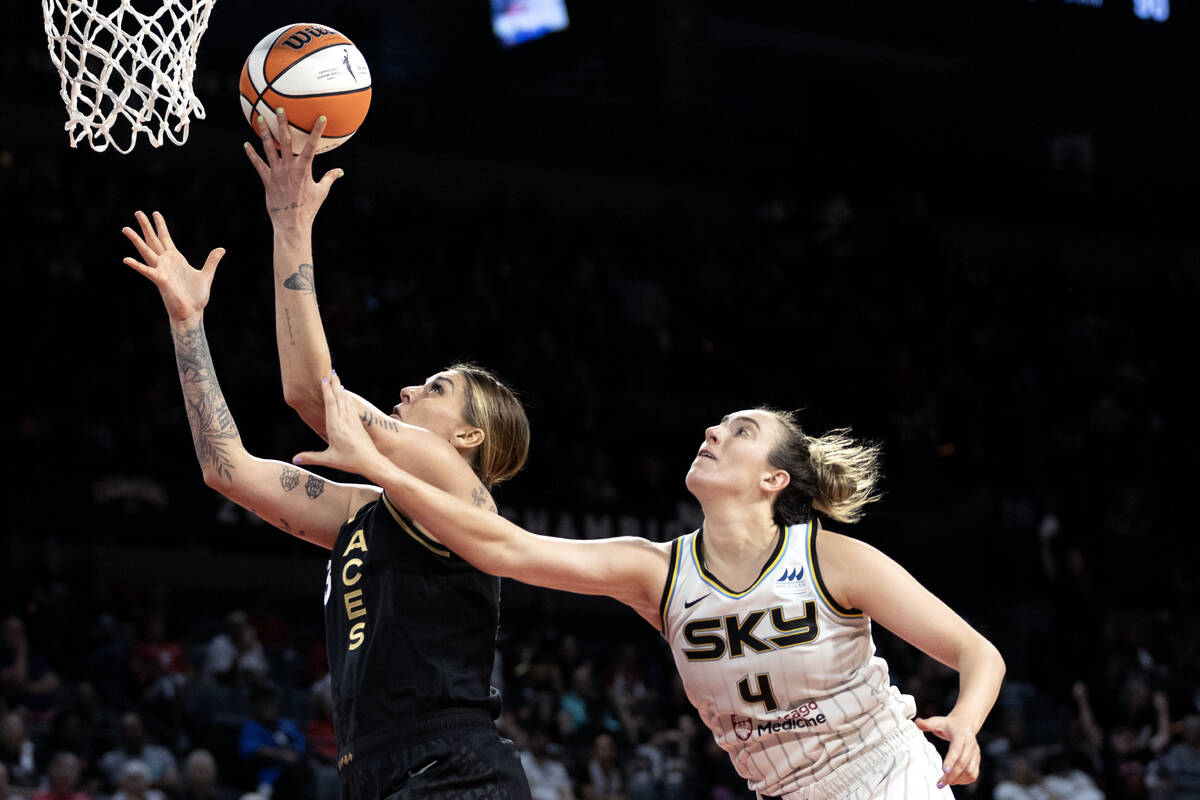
[324,492,503,749]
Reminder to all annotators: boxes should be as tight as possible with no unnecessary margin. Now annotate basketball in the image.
[238,23,372,154]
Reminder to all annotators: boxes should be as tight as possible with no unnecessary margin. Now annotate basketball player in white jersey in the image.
[296,373,1006,800]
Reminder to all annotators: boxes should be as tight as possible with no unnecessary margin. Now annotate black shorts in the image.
[338,709,532,800]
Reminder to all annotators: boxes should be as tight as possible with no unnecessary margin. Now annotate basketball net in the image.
[41,0,216,153]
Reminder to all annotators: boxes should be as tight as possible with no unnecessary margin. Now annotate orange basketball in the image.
[239,23,372,154]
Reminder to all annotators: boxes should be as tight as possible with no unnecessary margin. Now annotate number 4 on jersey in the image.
[738,672,778,712]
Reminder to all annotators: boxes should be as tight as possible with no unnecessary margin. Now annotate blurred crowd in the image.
[3,53,1199,796]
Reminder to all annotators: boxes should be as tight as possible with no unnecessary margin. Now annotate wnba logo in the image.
[282,26,337,50]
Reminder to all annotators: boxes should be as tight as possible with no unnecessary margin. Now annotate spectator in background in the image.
[303,681,339,800]
[0,713,37,793]
[304,682,336,765]
[626,715,697,800]
[179,749,237,800]
[1,616,61,721]
[69,683,114,753]
[237,684,307,799]
[245,592,291,656]
[520,722,576,800]
[604,644,647,708]
[203,613,268,686]
[993,753,1050,800]
[38,709,94,782]
[1148,714,1200,800]
[127,612,189,750]
[97,713,178,795]
[128,611,189,702]
[1075,677,1172,798]
[583,732,625,800]
[110,760,165,800]
[659,715,698,800]
[31,752,91,800]
[1041,749,1104,800]
[559,662,599,745]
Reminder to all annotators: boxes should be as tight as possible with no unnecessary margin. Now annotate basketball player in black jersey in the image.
[122,208,533,799]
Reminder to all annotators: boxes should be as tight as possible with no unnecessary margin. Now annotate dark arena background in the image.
[3,1,1198,798]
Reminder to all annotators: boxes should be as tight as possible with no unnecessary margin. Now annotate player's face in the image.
[391,371,471,441]
[685,409,785,499]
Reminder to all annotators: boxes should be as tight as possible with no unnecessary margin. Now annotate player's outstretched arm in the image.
[123,211,378,550]
[244,110,349,437]
[294,372,673,627]
[817,530,1006,789]
[243,113,454,489]
[245,113,511,502]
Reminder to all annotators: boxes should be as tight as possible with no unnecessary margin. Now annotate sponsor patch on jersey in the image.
[774,564,809,596]
[731,714,753,742]
[755,699,829,736]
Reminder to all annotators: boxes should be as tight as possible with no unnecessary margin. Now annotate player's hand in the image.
[122,210,224,323]
[293,371,381,473]
[915,714,980,788]
[244,107,342,230]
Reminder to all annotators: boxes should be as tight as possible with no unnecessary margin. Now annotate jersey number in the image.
[737,672,778,713]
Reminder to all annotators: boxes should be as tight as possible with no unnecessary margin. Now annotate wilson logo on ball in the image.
[281,26,338,50]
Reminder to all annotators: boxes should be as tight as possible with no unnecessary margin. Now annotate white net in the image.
[41,0,217,154]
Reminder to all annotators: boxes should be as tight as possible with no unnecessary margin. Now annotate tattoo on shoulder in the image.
[280,466,301,491]
[305,475,326,499]
[472,485,499,514]
[283,263,316,295]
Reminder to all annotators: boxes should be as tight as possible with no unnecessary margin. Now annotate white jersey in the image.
[660,520,917,796]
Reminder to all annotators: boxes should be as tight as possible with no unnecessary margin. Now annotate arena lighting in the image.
[1029,0,1169,21]
[491,0,570,47]
[1133,0,1170,21]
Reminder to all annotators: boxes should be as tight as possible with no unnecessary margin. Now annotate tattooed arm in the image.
[242,110,390,441]
[124,211,379,550]
[243,113,491,505]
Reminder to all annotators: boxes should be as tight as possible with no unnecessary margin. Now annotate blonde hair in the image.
[760,408,882,525]
[447,362,530,488]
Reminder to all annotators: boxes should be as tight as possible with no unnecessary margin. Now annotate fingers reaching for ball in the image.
[251,113,280,167]
[275,106,296,157]
[300,114,328,162]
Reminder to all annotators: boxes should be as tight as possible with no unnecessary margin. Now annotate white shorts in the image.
[757,725,955,800]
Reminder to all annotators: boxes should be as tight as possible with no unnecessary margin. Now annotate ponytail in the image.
[762,409,882,525]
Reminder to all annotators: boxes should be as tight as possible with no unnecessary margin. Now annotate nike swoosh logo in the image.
[684,594,710,608]
[408,759,438,777]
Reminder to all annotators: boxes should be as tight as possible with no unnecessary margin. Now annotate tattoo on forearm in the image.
[472,485,498,514]
[361,409,401,432]
[280,466,301,491]
[305,475,326,499]
[269,201,303,214]
[283,308,296,346]
[283,263,315,295]
[173,322,240,485]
